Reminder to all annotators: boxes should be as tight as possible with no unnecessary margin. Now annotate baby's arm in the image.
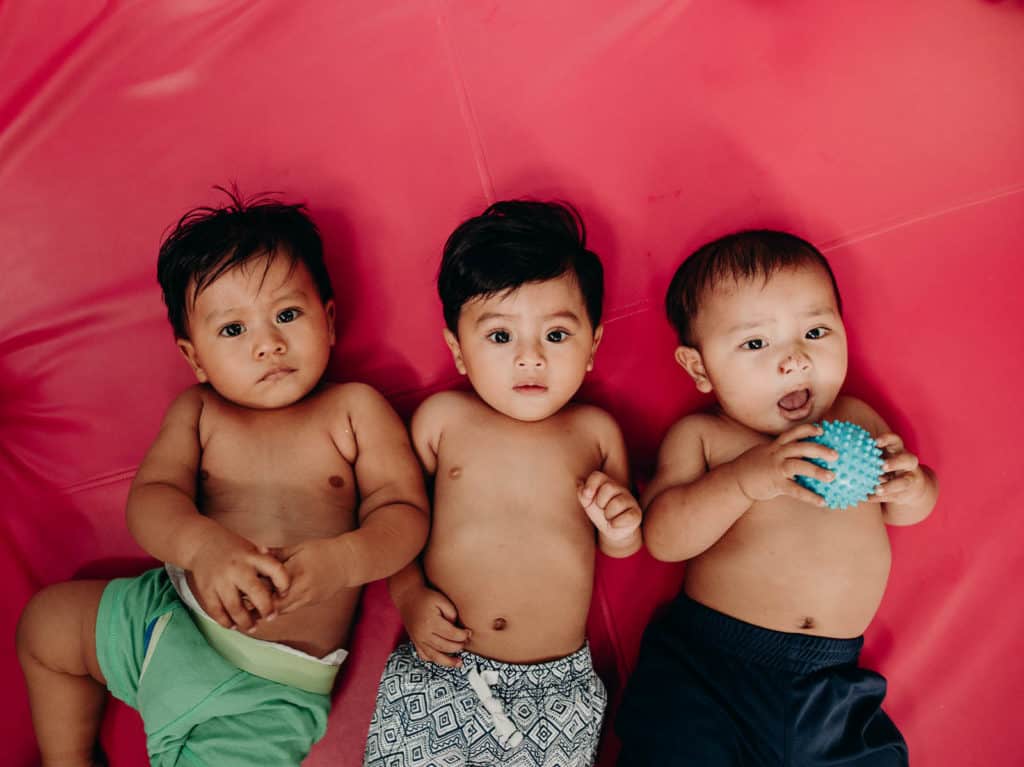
[643,416,835,562]
[126,387,289,630]
[274,384,430,614]
[846,398,939,526]
[388,393,471,667]
[579,410,642,558]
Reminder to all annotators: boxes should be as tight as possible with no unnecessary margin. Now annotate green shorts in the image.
[96,568,332,767]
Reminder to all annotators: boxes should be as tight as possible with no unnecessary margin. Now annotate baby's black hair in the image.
[666,230,842,346]
[157,186,333,339]
[438,200,603,333]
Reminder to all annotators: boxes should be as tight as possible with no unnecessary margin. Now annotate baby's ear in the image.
[586,325,604,372]
[442,328,467,375]
[324,299,336,346]
[176,339,209,383]
[674,346,712,393]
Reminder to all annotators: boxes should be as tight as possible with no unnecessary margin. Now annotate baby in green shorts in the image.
[17,189,430,766]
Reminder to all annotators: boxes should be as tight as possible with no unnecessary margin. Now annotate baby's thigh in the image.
[365,643,471,766]
[16,580,107,683]
[181,705,323,767]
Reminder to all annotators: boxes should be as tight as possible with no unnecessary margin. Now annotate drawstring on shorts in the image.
[466,665,525,749]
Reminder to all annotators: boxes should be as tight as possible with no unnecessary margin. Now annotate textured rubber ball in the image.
[796,420,883,510]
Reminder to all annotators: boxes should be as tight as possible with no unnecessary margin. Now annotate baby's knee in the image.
[17,581,107,676]
[16,586,58,659]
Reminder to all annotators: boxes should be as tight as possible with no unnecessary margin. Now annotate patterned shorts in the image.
[364,641,607,767]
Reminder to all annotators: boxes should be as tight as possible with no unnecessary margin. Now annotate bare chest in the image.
[434,419,602,530]
[197,417,357,544]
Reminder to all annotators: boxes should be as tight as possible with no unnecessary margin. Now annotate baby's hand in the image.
[734,423,837,507]
[271,538,348,617]
[187,529,290,632]
[869,432,927,505]
[579,471,642,549]
[396,584,471,668]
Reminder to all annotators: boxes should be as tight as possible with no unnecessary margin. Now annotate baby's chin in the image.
[477,392,576,423]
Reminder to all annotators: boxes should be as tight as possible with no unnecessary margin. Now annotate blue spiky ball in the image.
[795,420,883,510]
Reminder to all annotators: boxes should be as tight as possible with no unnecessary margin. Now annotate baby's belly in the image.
[684,513,893,638]
[185,570,359,657]
[425,532,594,663]
[192,500,360,657]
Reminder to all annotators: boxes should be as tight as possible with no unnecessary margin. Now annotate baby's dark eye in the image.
[806,327,829,339]
[487,330,511,344]
[277,308,301,324]
[546,330,569,343]
[219,323,244,338]
[741,338,765,350]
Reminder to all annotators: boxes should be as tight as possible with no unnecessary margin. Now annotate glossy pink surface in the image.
[2,2,1021,764]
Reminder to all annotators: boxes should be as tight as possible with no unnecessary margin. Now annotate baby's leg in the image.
[17,581,109,767]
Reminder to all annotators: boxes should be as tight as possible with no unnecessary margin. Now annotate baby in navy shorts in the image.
[617,230,939,766]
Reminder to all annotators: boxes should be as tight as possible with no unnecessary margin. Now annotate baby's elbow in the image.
[392,504,430,566]
[642,518,688,563]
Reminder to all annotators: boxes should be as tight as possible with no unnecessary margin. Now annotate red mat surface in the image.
[2,2,1021,765]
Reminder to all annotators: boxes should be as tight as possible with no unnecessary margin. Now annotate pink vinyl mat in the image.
[2,2,1022,765]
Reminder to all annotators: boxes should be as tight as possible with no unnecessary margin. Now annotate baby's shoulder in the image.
[562,402,621,437]
[662,410,725,448]
[829,395,887,435]
[413,389,476,422]
[313,380,386,411]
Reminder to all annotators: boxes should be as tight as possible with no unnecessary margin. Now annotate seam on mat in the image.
[434,1,496,204]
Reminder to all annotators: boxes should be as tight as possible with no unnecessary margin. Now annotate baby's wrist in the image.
[599,527,643,557]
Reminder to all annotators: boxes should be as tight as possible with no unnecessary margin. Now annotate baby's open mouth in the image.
[778,388,810,411]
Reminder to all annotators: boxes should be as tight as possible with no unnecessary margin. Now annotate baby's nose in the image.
[779,350,811,374]
[515,342,545,367]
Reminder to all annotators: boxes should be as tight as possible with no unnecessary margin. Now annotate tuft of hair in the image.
[438,200,604,333]
[665,229,842,346]
[156,185,333,339]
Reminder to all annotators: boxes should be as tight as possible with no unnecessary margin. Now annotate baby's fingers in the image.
[874,472,919,499]
[578,471,611,505]
[781,479,827,507]
[251,550,291,596]
[426,633,469,655]
[609,506,642,534]
[603,493,639,521]
[218,587,255,631]
[413,642,462,668]
[203,591,234,629]
[786,442,837,463]
[875,433,905,455]
[239,575,276,623]
[786,458,833,484]
[882,451,919,475]
[431,617,471,645]
[777,423,824,445]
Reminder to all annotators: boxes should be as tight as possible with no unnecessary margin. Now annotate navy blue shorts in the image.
[615,593,908,766]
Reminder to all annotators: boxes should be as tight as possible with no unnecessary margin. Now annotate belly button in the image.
[492,617,507,631]
[800,617,815,630]
[449,467,462,479]
[328,475,345,488]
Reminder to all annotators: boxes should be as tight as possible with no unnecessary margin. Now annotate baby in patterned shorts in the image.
[364,201,644,767]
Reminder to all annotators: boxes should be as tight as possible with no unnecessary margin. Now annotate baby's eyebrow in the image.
[268,289,309,304]
[802,306,837,318]
[475,312,514,326]
[204,307,241,324]
[726,306,837,334]
[202,291,310,324]
[474,310,581,326]
[544,310,582,324]
[725,319,767,334]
